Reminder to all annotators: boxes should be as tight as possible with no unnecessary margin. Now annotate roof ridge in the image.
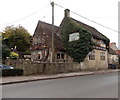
[38,20,59,28]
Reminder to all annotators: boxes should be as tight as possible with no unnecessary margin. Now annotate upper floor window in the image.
[92,38,106,48]
[89,51,95,60]
[69,32,79,42]
[33,38,36,44]
[100,52,105,60]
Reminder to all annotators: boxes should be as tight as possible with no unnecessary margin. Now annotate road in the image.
[2,72,119,98]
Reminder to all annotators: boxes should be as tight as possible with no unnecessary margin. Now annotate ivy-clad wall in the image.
[60,17,93,63]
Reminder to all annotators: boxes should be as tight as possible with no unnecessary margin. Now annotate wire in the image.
[47,0,52,3]
[0,4,50,26]
[55,3,120,33]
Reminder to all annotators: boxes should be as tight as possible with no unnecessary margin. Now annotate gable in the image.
[32,20,64,51]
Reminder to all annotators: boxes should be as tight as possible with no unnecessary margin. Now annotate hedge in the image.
[1,68,23,76]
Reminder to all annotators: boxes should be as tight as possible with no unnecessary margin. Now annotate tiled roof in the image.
[32,21,64,51]
[70,18,109,41]
[109,48,117,55]
[115,50,120,55]
[33,21,59,37]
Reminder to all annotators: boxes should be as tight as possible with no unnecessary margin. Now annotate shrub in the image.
[1,68,23,76]
[9,52,19,59]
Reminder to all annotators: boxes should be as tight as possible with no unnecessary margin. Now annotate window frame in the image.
[89,51,95,60]
[100,52,106,60]
[57,52,65,60]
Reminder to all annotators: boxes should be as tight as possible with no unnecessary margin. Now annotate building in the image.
[108,48,119,65]
[110,42,120,55]
[31,9,110,70]
[31,21,64,62]
[109,42,120,68]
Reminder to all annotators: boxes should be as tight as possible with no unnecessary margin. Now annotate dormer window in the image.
[69,32,79,42]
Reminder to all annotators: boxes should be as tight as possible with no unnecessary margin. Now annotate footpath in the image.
[0,69,120,85]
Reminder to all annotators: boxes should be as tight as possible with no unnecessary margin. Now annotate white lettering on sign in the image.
[69,32,79,42]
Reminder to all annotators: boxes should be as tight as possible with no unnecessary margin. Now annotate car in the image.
[108,64,116,69]
[0,64,14,69]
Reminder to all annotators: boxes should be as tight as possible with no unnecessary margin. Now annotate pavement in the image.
[1,69,120,85]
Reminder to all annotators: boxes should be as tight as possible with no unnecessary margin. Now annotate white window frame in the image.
[100,52,105,60]
[89,51,95,60]
[69,32,79,42]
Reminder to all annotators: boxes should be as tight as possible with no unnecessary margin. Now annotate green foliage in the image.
[2,25,32,52]
[2,26,15,39]
[1,68,23,76]
[2,44,11,60]
[10,52,19,59]
[61,17,93,63]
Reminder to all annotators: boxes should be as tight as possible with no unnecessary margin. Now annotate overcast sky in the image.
[0,0,119,47]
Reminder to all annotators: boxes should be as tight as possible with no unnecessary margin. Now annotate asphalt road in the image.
[2,72,119,98]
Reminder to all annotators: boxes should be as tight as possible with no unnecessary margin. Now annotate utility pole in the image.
[51,2,54,63]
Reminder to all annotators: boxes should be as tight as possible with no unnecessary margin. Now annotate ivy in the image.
[61,17,94,63]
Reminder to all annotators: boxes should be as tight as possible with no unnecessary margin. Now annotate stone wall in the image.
[5,49,109,76]
[5,59,81,75]
[81,49,108,71]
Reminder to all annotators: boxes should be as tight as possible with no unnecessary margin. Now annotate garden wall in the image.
[5,59,81,75]
[5,58,108,76]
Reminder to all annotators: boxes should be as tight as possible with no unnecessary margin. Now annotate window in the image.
[33,38,37,44]
[69,32,79,42]
[38,54,41,60]
[38,51,42,60]
[57,53,60,59]
[61,53,64,59]
[100,52,105,60]
[89,51,95,60]
[57,53,64,60]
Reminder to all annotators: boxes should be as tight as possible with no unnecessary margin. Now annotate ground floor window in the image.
[57,53,61,59]
[57,53,64,60]
[38,51,42,60]
[89,51,95,60]
[38,54,41,60]
[100,52,105,60]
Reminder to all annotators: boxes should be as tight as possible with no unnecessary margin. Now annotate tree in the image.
[2,44,11,61]
[2,25,32,54]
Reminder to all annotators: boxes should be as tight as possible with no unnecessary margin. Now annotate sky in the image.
[0,0,119,48]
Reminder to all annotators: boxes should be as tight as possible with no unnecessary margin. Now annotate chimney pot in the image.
[64,9,70,17]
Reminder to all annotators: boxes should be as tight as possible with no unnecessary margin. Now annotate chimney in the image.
[110,42,116,46]
[64,9,70,17]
